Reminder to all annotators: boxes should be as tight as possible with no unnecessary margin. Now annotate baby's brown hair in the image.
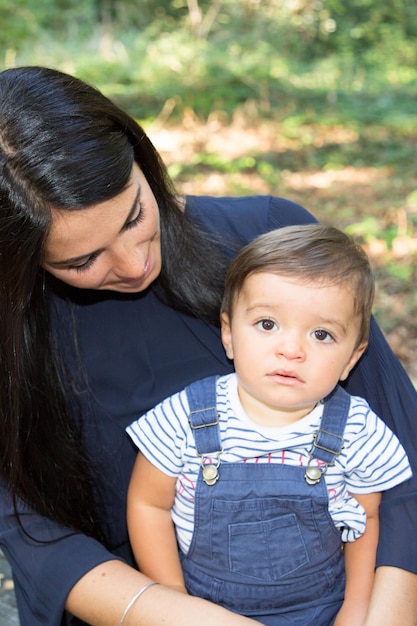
[221,224,375,347]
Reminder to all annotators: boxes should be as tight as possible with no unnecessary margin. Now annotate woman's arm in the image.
[342,317,417,622]
[362,480,417,625]
[364,566,417,626]
[334,492,381,626]
[127,452,186,592]
[0,481,125,626]
[66,559,258,626]
[343,320,417,572]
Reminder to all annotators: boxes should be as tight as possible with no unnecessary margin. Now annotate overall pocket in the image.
[211,497,311,581]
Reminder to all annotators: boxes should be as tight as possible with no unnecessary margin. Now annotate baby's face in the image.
[221,272,366,427]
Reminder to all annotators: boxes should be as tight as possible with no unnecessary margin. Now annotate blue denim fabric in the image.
[183,377,346,625]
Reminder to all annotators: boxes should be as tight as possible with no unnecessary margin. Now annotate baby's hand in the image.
[333,600,367,626]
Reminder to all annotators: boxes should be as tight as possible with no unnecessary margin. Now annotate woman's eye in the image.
[70,255,98,272]
[313,329,333,342]
[256,319,277,332]
[125,204,145,230]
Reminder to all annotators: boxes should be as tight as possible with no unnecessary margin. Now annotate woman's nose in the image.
[111,241,146,279]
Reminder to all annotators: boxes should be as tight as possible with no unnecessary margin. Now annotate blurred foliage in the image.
[0,0,416,377]
[1,0,416,240]
[1,1,417,88]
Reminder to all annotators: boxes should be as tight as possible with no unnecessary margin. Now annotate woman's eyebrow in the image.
[48,186,142,267]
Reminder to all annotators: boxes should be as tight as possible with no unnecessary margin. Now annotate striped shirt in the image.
[127,373,412,553]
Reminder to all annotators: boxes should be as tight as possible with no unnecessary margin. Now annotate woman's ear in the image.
[340,342,368,381]
[220,312,234,360]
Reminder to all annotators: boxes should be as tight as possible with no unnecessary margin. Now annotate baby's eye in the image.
[256,319,277,332]
[313,329,333,342]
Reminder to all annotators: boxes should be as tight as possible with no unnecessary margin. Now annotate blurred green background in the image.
[1,0,416,381]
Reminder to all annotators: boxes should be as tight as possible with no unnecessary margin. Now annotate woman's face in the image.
[42,163,162,292]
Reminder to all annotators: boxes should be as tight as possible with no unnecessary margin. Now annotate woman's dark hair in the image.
[0,66,228,540]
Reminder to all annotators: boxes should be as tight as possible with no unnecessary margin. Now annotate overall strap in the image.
[186,376,222,455]
[305,385,351,486]
[310,385,351,464]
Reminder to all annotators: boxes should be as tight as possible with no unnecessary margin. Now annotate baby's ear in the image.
[340,342,368,381]
[220,312,234,360]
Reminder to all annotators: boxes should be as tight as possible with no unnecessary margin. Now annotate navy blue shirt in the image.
[1,196,416,625]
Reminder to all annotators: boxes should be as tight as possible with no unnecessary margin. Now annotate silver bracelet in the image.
[119,582,160,626]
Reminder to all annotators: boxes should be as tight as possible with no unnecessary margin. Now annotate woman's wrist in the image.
[120,582,160,625]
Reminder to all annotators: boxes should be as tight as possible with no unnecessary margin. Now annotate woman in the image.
[0,66,416,626]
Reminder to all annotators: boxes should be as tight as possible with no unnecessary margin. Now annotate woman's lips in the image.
[114,256,152,289]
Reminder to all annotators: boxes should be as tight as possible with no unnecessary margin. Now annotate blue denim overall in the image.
[181,377,349,625]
